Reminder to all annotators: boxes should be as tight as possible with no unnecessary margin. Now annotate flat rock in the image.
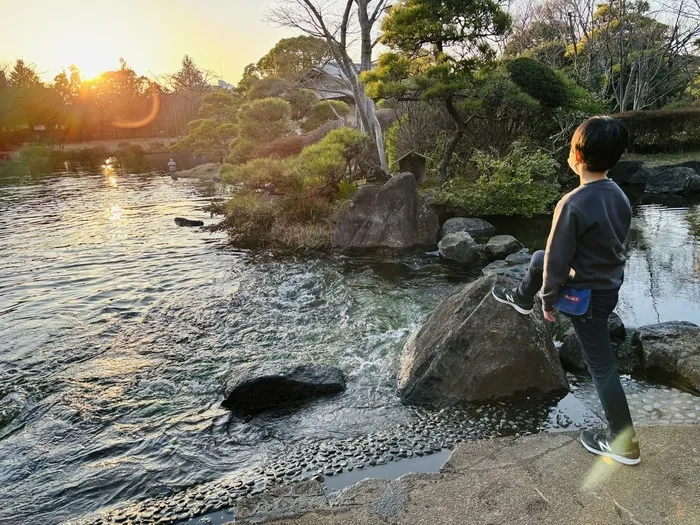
[505,250,532,265]
[437,232,479,264]
[440,217,496,239]
[481,260,528,280]
[397,275,568,406]
[485,235,522,260]
[235,480,328,524]
[222,363,346,416]
[333,173,439,251]
[632,321,700,391]
[645,167,700,195]
[173,162,222,181]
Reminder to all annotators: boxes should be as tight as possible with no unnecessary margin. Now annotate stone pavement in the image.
[233,426,700,525]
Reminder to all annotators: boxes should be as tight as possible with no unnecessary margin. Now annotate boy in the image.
[492,116,640,466]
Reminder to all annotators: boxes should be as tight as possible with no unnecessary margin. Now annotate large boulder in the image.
[397,275,568,406]
[645,167,700,195]
[333,173,439,251]
[222,363,346,416]
[485,235,522,260]
[440,217,497,239]
[609,160,653,186]
[632,321,700,391]
[438,232,480,264]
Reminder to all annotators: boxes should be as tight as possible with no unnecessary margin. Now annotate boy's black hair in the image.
[572,116,628,173]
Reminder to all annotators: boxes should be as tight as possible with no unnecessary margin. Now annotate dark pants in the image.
[518,250,635,437]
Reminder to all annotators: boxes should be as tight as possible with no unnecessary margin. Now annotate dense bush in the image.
[218,127,369,250]
[291,127,370,186]
[302,100,351,132]
[435,142,561,217]
[506,57,572,108]
[250,120,342,160]
[220,158,296,191]
[614,108,700,153]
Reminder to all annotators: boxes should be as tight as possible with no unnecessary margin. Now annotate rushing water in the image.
[0,171,698,524]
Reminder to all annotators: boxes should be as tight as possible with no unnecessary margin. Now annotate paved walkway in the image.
[234,426,700,524]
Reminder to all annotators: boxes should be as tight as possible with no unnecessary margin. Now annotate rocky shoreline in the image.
[74,375,699,525]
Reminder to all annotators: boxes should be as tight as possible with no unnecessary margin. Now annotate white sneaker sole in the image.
[580,436,641,465]
[491,289,533,315]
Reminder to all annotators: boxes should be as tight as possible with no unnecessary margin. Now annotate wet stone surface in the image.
[77,374,698,525]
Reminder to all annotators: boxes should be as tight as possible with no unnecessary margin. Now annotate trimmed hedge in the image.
[614,109,700,153]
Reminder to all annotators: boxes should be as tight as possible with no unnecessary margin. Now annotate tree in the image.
[227,98,294,164]
[8,59,42,88]
[171,118,237,161]
[198,90,240,122]
[365,0,512,182]
[238,98,293,144]
[256,36,332,80]
[269,0,392,171]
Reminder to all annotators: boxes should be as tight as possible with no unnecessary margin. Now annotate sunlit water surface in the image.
[0,172,698,524]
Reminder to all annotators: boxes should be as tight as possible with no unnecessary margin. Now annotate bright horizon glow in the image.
[0,0,295,84]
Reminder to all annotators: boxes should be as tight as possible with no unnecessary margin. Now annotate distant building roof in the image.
[216,79,235,90]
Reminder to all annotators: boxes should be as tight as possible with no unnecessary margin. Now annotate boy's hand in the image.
[542,304,556,323]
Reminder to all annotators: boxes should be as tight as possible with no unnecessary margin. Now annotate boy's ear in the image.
[575,149,585,164]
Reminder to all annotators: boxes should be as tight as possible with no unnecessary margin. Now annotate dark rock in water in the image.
[397,275,568,406]
[608,312,626,341]
[650,161,700,176]
[558,313,631,372]
[645,167,700,195]
[481,260,528,281]
[632,321,700,391]
[440,217,497,239]
[174,217,204,227]
[222,363,346,416]
[333,173,439,251]
[609,160,652,186]
[437,232,479,264]
[485,235,522,260]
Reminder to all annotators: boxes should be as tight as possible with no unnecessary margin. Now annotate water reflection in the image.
[491,199,700,327]
[621,204,700,326]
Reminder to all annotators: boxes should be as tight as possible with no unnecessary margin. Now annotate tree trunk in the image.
[438,97,467,183]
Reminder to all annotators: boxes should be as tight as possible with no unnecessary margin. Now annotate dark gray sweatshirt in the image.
[541,178,632,311]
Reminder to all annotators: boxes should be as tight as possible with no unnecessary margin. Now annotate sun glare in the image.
[54,31,125,80]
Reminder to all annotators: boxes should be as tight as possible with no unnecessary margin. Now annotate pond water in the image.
[0,171,698,524]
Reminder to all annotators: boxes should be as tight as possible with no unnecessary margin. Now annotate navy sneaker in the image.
[491,284,533,315]
[580,428,641,465]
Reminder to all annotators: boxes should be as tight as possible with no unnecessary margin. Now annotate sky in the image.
[0,0,296,84]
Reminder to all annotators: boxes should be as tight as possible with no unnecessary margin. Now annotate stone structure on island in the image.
[333,173,439,251]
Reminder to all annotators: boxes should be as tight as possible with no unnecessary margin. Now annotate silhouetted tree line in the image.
[0,55,215,149]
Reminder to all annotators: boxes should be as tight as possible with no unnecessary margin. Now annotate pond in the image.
[0,170,698,524]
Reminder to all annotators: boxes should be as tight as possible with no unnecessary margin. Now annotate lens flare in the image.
[112,87,160,129]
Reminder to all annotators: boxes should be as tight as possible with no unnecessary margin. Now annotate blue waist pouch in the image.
[554,286,591,317]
